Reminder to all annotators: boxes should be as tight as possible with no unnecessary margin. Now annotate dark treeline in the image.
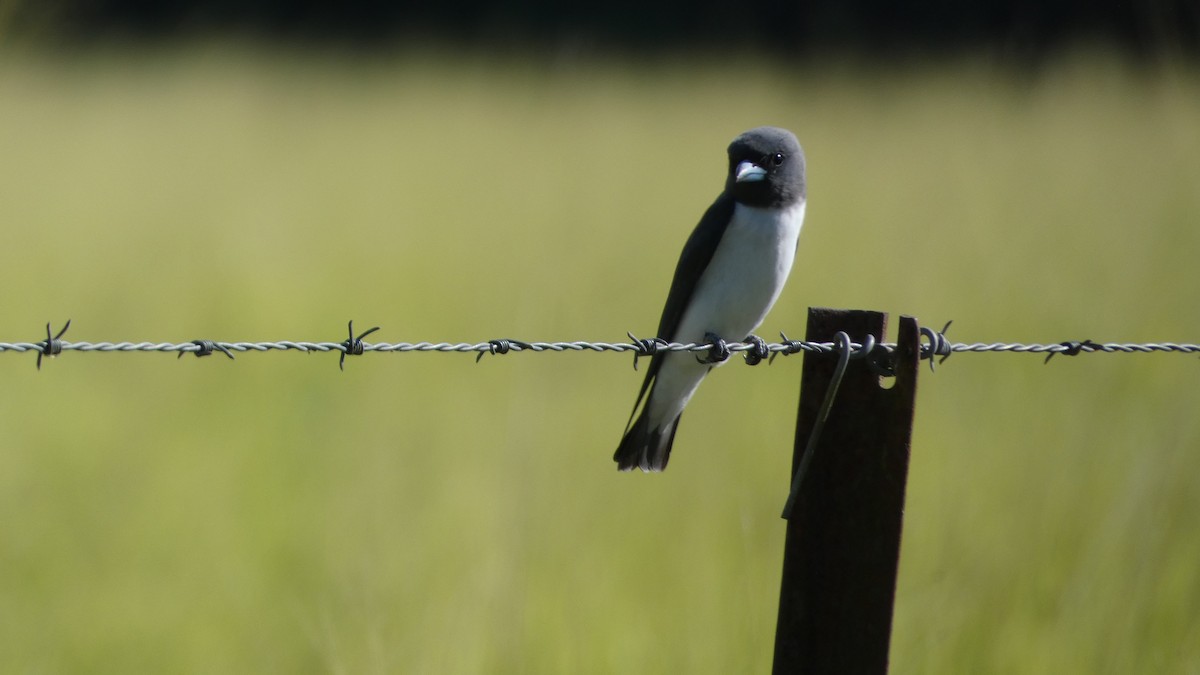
[6,1,1198,59]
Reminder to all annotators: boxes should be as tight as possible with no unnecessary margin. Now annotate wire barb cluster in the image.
[1,319,1198,370]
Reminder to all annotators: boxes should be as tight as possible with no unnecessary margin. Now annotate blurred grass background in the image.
[1,43,1198,673]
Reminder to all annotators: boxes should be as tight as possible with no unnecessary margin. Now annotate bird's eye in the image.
[772,153,785,166]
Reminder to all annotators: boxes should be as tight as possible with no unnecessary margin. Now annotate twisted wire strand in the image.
[948,342,1200,355]
[1,339,1198,357]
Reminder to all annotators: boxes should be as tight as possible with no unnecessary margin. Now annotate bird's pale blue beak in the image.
[735,160,767,183]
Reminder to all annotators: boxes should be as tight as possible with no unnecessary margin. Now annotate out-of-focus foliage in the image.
[0,45,1198,673]
[1,0,1198,59]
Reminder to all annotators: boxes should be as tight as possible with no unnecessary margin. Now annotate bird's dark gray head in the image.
[725,126,806,208]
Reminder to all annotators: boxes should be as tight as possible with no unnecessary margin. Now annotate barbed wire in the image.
[1,320,1197,371]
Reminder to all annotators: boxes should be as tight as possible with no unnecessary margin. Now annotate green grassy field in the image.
[1,44,1198,673]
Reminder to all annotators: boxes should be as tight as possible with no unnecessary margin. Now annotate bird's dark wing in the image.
[624,192,736,431]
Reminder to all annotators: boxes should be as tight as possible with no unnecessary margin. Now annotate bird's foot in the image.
[698,331,730,364]
[743,334,770,366]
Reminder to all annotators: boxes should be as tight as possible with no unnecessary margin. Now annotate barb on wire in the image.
[920,321,954,372]
[476,338,533,363]
[2,320,1198,368]
[35,319,71,370]
[626,332,668,371]
[772,332,803,364]
[1043,339,1101,364]
[178,339,235,360]
[340,321,380,371]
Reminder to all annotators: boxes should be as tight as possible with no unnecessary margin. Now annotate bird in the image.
[614,126,807,472]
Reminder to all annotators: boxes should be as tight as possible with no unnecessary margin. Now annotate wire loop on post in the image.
[781,331,854,519]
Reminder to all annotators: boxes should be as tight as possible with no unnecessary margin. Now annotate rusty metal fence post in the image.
[772,308,921,675]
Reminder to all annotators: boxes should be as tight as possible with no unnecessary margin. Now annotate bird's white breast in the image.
[644,199,805,425]
[675,200,806,343]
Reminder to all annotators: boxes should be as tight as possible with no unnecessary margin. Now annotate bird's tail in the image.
[614,410,680,472]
